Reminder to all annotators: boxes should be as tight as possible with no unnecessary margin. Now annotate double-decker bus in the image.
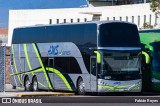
[10,21,142,95]
[139,29,160,91]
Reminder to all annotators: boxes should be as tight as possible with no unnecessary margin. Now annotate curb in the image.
[17,93,75,97]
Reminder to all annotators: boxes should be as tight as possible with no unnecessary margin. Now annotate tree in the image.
[150,0,160,26]
[150,0,160,12]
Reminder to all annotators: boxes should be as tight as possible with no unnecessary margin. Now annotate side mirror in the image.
[138,51,150,64]
[94,51,102,76]
[94,51,102,63]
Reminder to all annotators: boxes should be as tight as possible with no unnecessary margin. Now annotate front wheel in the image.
[77,78,85,95]
[32,76,39,91]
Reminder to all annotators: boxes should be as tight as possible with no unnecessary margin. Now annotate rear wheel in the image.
[32,76,38,91]
[77,78,85,95]
[24,77,30,91]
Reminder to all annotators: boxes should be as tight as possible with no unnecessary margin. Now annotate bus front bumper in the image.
[97,79,142,92]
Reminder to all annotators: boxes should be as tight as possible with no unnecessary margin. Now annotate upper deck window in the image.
[98,22,140,47]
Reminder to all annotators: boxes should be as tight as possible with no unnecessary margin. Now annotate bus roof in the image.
[14,20,135,29]
[12,21,136,44]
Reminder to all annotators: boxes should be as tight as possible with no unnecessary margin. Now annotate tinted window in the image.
[54,57,70,73]
[13,23,97,45]
[70,57,82,74]
[48,59,54,67]
[91,58,96,76]
[54,57,82,74]
[42,57,48,66]
[81,52,90,73]
[98,23,140,47]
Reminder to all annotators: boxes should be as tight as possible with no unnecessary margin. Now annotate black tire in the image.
[77,78,85,95]
[32,76,39,91]
[24,76,30,91]
[141,55,152,92]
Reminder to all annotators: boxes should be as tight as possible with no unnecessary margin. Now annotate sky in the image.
[0,0,87,28]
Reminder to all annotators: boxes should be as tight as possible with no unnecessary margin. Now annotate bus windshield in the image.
[100,52,141,80]
[150,42,160,72]
[98,22,140,47]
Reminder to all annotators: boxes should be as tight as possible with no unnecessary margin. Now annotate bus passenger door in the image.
[90,57,97,92]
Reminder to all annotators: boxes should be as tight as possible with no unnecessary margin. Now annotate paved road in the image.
[0,96,160,104]
[39,95,160,103]
[1,84,160,105]
[1,103,160,106]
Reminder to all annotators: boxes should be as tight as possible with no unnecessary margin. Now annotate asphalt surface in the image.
[44,96,160,103]
[0,85,160,106]
[0,96,160,103]
[0,104,160,106]
[2,84,160,96]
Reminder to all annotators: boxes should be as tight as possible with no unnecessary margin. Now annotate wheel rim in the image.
[79,80,85,93]
[33,80,38,91]
[25,80,30,90]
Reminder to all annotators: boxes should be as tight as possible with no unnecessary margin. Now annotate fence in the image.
[0,46,6,92]
[48,14,156,29]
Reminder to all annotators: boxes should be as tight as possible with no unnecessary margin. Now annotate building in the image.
[0,28,8,46]
[8,2,155,46]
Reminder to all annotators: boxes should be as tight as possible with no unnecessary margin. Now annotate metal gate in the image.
[0,46,6,92]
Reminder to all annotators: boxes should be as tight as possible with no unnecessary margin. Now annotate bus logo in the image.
[48,45,59,55]
[48,45,71,56]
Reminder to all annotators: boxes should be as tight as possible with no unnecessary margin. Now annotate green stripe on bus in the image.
[12,45,23,86]
[38,81,46,88]
[46,67,72,91]
[10,68,43,76]
[98,84,114,91]
[98,83,141,92]
[32,43,53,90]
[98,84,131,90]
[23,44,33,75]
[10,67,46,88]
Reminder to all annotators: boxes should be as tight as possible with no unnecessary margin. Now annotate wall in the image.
[5,47,10,84]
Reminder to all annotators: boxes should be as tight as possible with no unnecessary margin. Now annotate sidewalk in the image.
[0,84,74,97]
[0,92,17,97]
[4,84,24,92]
[0,92,75,97]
